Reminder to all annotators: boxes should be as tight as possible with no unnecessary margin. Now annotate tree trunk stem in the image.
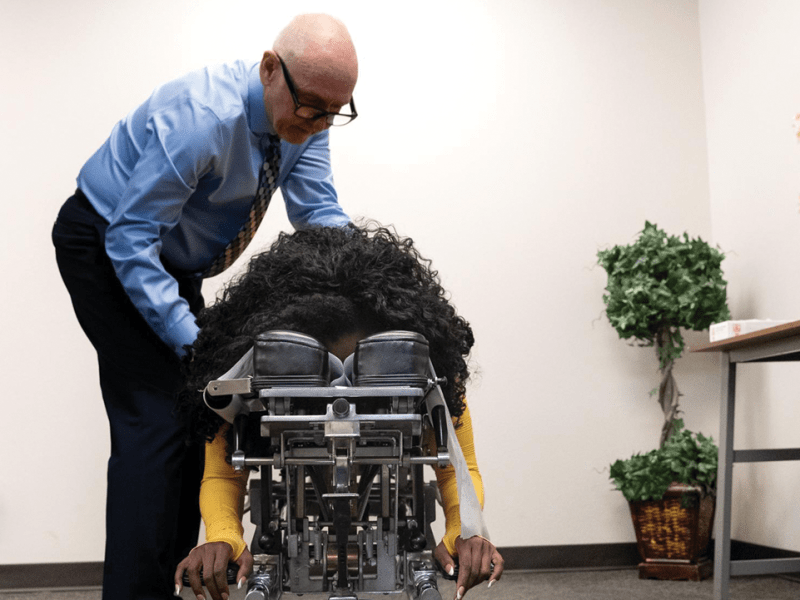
[656,329,682,446]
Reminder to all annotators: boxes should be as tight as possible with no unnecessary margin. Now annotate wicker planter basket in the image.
[628,482,716,580]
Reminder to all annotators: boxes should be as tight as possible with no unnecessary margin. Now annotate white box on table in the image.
[709,320,791,342]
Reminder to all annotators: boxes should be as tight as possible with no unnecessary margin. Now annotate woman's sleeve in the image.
[199,429,250,560]
[432,402,485,555]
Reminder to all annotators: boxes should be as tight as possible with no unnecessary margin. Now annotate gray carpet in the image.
[2,570,800,600]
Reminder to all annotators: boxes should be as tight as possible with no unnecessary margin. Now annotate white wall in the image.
[699,0,800,551]
[0,0,760,565]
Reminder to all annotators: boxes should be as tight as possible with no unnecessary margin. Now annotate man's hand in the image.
[434,536,504,600]
[174,542,253,600]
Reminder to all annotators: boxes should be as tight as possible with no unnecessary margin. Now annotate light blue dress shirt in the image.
[77,60,350,357]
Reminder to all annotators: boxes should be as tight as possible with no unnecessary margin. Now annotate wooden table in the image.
[693,320,800,599]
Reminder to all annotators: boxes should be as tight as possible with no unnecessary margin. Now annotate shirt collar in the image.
[247,62,276,137]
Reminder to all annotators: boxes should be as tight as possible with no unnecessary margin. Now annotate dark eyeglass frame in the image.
[276,54,358,126]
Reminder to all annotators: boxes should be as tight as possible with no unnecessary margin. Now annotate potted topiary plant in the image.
[597,221,730,580]
[609,421,718,580]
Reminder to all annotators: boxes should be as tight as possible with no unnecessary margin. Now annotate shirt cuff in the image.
[206,531,248,562]
[166,313,200,357]
[442,529,459,556]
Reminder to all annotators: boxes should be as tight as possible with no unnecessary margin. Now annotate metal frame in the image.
[227,384,445,600]
[707,333,800,599]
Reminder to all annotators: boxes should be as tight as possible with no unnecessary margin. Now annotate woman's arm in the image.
[200,428,249,558]
[175,427,253,600]
[432,403,485,554]
[432,402,504,599]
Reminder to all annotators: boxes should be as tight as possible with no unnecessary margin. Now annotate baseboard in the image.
[1,540,798,590]
[726,540,800,561]
[0,561,103,590]
[496,542,641,571]
[493,539,800,573]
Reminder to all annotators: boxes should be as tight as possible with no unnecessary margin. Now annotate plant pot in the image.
[628,483,715,581]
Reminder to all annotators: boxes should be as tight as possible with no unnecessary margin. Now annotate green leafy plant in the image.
[597,222,730,445]
[609,419,718,502]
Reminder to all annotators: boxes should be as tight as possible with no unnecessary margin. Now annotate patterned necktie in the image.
[204,135,282,278]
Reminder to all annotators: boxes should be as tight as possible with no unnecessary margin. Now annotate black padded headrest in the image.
[353,331,430,388]
[252,331,330,388]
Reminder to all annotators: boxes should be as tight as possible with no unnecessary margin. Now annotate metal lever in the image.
[206,377,252,396]
[430,405,448,452]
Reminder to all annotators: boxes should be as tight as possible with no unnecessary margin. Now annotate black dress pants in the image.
[52,190,203,600]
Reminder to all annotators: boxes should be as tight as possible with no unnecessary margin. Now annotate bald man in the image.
[51,14,358,600]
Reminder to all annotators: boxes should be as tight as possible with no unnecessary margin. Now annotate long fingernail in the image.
[456,587,464,600]
[174,583,182,596]
[448,565,454,576]
[488,579,495,588]
[238,576,246,589]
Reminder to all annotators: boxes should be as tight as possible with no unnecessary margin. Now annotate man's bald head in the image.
[260,14,358,144]
[273,14,358,90]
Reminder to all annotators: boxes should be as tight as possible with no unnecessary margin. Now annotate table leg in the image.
[714,354,736,600]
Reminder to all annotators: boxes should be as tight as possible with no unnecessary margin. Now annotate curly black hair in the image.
[179,224,474,443]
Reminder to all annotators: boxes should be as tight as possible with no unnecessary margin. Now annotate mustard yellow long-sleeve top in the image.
[200,402,483,559]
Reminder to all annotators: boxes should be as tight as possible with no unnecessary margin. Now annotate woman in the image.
[175,225,503,600]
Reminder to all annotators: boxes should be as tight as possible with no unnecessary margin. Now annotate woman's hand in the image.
[434,536,504,599]
[174,542,253,600]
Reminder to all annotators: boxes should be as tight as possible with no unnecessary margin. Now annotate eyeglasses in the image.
[276,54,358,127]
